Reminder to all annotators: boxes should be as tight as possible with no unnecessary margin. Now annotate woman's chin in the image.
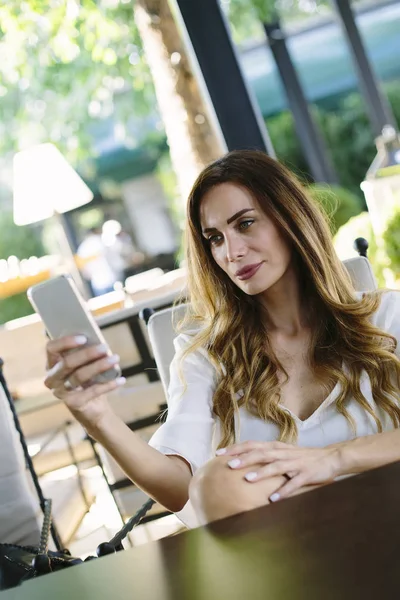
[239,280,270,296]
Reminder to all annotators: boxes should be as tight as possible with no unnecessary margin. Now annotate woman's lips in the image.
[236,262,263,281]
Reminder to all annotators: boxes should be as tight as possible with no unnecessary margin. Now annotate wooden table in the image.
[4,460,400,599]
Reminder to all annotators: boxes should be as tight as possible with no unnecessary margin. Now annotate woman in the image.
[45,151,400,528]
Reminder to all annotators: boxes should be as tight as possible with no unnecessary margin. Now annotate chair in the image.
[144,255,378,392]
[0,383,42,546]
[0,360,62,549]
[342,256,377,292]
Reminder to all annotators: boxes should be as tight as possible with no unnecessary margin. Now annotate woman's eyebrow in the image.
[227,208,255,224]
[202,208,255,234]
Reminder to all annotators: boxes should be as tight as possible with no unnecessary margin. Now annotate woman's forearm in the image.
[91,411,192,513]
[335,428,400,476]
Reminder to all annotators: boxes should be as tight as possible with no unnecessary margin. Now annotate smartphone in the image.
[27,275,121,384]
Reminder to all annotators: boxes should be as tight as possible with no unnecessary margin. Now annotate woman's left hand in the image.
[217,441,344,501]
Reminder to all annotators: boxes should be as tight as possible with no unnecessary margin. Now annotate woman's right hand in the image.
[44,335,126,435]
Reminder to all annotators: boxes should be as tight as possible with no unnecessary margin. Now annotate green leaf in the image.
[0,0,155,166]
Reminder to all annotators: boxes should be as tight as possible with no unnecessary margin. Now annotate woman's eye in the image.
[208,234,223,245]
[238,219,254,231]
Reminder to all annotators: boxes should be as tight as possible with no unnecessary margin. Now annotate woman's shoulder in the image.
[379,289,400,304]
[172,329,216,371]
[173,327,203,353]
[173,328,199,346]
[366,289,400,332]
[168,330,219,395]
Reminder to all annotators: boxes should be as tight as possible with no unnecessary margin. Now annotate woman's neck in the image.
[258,268,311,336]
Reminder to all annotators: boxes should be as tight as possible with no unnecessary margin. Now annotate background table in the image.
[4,460,400,599]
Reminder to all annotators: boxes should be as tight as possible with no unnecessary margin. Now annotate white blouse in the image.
[149,290,400,526]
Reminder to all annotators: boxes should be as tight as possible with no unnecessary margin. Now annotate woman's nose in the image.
[225,233,246,262]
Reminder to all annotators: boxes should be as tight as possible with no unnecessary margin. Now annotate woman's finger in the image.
[227,449,299,470]
[50,353,121,396]
[216,441,263,456]
[44,344,110,389]
[46,335,88,369]
[242,459,301,482]
[286,471,298,479]
[226,450,269,468]
[45,360,69,391]
[52,376,125,405]
[47,335,88,355]
[217,440,289,457]
[269,472,311,501]
[70,354,120,388]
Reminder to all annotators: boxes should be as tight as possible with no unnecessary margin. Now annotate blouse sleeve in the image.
[148,332,218,474]
[371,290,400,357]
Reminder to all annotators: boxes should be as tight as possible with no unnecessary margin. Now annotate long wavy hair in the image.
[181,150,400,446]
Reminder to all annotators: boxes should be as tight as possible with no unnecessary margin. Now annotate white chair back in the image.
[147,304,187,396]
[147,256,378,393]
[342,256,377,292]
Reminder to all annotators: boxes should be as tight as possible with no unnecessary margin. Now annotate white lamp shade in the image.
[13,143,93,225]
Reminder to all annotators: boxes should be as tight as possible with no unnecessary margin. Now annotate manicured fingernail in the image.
[96,344,108,353]
[270,493,280,502]
[216,448,227,455]
[107,354,120,364]
[228,458,241,468]
[245,472,258,482]
[74,335,87,345]
[116,377,126,386]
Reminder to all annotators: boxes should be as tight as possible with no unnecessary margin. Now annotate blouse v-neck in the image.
[281,378,342,427]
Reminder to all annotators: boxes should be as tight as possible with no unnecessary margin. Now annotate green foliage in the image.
[0,212,44,260]
[308,184,364,234]
[251,0,277,22]
[265,110,309,180]
[384,210,400,275]
[0,0,156,165]
[224,0,333,44]
[228,0,277,24]
[77,208,105,231]
[326,80,400,194]
[222,0,266,44]
[0,212,45,324]
[266,81,400,199]
[0,290,34,325]
[315,97,375,198]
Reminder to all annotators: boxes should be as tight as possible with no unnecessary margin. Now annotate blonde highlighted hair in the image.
[180,150,400,447]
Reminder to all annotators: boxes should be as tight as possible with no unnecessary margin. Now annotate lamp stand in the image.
[53,212,90,299]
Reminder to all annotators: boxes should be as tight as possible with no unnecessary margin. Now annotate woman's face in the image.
[199,183,293,296]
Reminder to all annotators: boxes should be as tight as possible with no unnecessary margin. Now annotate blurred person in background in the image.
[102,220,145,280]
[76,227,118,296]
